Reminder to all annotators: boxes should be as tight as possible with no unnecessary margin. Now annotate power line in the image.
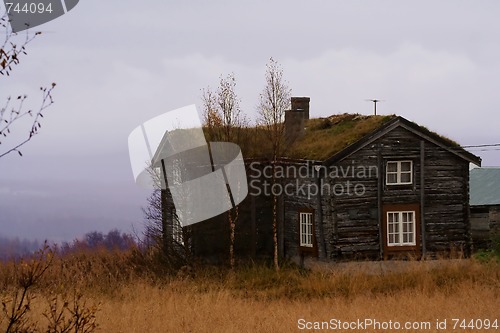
[461,143,500,148]
[470,148,500,152]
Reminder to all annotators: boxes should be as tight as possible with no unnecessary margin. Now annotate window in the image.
[382,203,420,258]
[299,212,313,247]
[386,211,416,246]
[386,161,412,185]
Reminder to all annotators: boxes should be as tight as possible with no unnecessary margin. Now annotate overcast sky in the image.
[1,1,499,242]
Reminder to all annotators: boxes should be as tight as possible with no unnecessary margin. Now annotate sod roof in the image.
[204,113,479,165]
[287,113,396,160]
[235,113,395,161]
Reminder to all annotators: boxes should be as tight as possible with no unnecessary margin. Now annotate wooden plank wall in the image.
[181,126,472,262]
[322,126,470,260]
[471,205,500,249]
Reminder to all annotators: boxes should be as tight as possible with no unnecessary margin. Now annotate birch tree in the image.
[257,57,291,271]
[202,73,247,269]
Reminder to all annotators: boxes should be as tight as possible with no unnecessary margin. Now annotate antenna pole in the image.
[366,99,384,115]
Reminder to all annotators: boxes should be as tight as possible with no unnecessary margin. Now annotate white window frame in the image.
[386,160,413,185]
[386,211,416,246]
[299,212,313,247]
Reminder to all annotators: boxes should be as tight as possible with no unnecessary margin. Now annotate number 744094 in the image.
[6,2,54,14]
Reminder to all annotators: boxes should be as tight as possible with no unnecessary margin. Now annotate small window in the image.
[386,211,416,246]
[299,212,313,247]
[386,161,413,185]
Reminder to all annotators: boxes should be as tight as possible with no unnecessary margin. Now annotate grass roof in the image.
[204,113,462,162]
[213,113,396,161]
[286,113,395,160]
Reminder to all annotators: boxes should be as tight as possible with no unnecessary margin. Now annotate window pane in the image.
[387,173,397,184]
[401,161,412,172]
[300,212,313,246]
[387,210,418,246]
[401,172,411,183]
[387,162,397,172]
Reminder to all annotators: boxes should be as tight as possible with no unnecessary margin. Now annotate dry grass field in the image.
[94,283,496,333]
[1,248,499,333]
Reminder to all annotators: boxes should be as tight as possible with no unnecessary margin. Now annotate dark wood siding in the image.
[422,138,470,256]
[188,161,275,263]
[178,125,473,262]
[471,205,500,249]
[327,150,380,260]
[323,126,471,260]
[282,172,321,258]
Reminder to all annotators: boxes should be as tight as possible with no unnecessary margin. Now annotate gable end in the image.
[324,116,481,166]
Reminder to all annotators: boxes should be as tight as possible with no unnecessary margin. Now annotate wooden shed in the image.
[470,167,500,249]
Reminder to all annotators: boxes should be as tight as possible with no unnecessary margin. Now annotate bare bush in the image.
[0,245,100,333]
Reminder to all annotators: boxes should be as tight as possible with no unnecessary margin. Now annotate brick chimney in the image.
[285,97,310,143]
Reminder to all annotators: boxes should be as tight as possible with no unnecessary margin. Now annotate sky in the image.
[1,0,499,242]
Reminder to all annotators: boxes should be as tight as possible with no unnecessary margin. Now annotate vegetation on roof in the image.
[287,113,395,160]
[204,113,463,161]
[203,113,395,161]
[416,124,461,148]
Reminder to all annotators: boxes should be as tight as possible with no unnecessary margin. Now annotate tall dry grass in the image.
[93,281,497,333]
[1,248,499,332]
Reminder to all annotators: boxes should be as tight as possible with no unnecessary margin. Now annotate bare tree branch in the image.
[0,9,56,159]
[202,73,248,142]
[258,57,291,161]
[0,83,56,158]
[1,11,42,77]
[141,164,192,272]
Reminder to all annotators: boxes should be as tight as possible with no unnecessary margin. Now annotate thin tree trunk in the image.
[229,208,236,270]
[272,160,280,272]
[272,194,279,271]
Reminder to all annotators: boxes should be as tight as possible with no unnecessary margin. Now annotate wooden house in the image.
[161,97,482,262]
[470,167,500,249]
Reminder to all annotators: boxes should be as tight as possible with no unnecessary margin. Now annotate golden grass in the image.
[2,250,499,333]
[91,282,497,333]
